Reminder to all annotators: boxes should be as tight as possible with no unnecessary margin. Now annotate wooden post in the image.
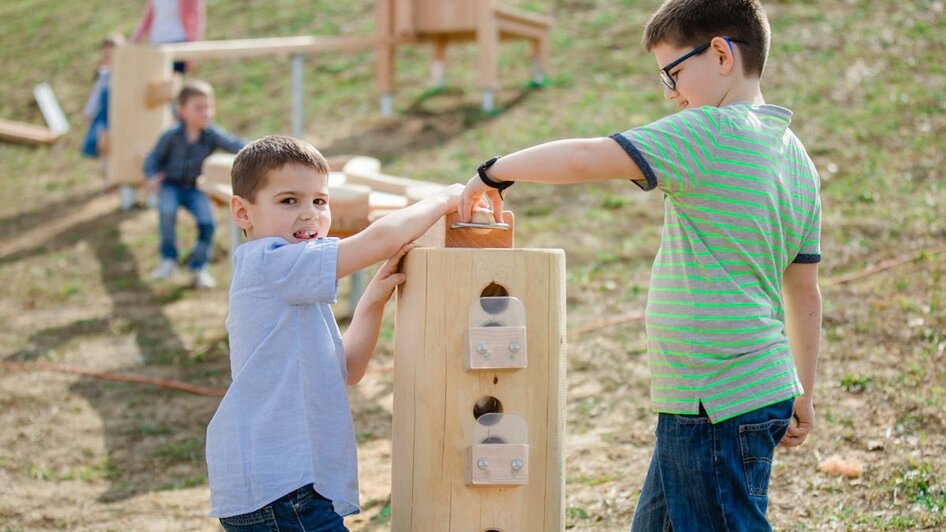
[476,0,499,111]
[376,0,396,115]
[108,45,173,187]
[392,247,566,531]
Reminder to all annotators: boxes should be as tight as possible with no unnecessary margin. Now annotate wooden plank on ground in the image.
[0,118,57,145]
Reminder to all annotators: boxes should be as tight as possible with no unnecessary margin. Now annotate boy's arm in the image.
[143,132,172,178]
[342,244,410,385]
[780,262,822,447]
[459,137,643,222]
[209,126,247,154]
[335,184,462,279]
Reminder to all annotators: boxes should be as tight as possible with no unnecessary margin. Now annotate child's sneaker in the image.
[193,268,217,289]
[150,259,177,280]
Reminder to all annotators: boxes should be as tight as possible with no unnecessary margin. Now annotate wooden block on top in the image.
[201,153,236,185]
[145,79,178,108]
[415,210,514,249]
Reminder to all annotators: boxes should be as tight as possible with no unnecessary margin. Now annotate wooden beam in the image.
[159,36,380,61]
[0,118,57,145]
[494,5,552,29]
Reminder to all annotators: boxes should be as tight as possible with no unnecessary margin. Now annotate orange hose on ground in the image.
[0,361,226,397]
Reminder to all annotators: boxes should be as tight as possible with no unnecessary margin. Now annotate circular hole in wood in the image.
[480,282,510,314]
[484,529,503,532]
[473,396,503,424]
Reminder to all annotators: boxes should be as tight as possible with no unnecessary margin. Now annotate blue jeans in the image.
[157,182,215,271]
[219,485,348,532]
[631,398,794,532]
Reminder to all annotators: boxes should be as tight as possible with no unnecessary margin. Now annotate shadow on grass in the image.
[319,84,540,163]
[2,201,231,503]
[0,189,102,241]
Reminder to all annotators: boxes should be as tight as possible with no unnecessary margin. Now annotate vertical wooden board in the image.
[441,250,483,531]
[443,0,479,31]
[376,0,396,94]
[392,249,427,531]
[410,249,453,528]
[525,250,554,532]
[392,0,414,35]
[464,250,542,531]
[476,0,499,91]
[545,250,567,530]
[395,248,565,531]
[109,46,172,185]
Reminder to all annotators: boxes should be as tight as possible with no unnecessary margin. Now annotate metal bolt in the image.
[511,459,523,472]
[478,458,490,470]
[476,343,489,355]
[508,342,521,353]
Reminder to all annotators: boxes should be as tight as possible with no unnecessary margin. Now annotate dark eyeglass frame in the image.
[659,37,748,91]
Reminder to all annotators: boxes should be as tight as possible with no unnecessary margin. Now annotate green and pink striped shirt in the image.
[610,103,821,422]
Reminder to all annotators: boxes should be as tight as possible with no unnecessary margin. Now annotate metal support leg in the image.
[292,54,304,138]
[380,93,393,117]
[531,59,545,85]
[481,90,495,113]
[120,185,137,211]
[431,60,446,88]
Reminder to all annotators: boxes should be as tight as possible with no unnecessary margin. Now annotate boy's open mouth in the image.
[294,230,319,240]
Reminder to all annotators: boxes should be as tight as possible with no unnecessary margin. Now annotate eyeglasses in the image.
[659,37,747,91]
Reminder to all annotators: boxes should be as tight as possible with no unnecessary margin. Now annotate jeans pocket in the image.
[738,417,791,498]
[220,508,268,527]
[295,491,346,531]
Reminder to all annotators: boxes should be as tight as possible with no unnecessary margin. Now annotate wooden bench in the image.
[377,0,552,112]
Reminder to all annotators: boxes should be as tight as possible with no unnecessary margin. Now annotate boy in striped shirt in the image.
[458,0,822,529]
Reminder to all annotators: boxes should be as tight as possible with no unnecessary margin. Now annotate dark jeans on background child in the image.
[631,398,794,532]
[158,182,215,271]
[219,485,348,532]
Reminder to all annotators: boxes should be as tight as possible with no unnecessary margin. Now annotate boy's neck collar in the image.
[182,123,207,136]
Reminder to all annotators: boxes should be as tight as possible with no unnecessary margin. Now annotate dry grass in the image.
[1,0,944,530]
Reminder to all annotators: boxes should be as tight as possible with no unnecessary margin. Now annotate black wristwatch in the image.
[477,156,514,199]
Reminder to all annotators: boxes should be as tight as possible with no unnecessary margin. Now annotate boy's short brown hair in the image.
[177,79,214,107]
[643,0,771,77]
[231,136,330,203]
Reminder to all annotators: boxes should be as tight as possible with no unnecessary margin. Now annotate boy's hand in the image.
[360,243,412,309]
[441,183,465,214]
[459,174,504,223]
[144,173,164,195]
[780,395,814,447]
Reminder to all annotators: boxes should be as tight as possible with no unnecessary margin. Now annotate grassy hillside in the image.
[1,0,944,529]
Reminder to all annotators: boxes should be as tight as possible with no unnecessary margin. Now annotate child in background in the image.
[459,1,822,529]
[142,80,246,288]
[205,135,465,530]
[81,34,124,185]
[132,0,205,74]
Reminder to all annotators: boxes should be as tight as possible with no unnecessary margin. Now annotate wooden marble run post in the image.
[392,213,566,531]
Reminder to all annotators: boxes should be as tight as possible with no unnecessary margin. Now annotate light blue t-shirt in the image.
[206,237,359,518]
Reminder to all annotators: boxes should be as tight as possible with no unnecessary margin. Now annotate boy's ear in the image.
[711,36,736,76]
[231,195,252,232]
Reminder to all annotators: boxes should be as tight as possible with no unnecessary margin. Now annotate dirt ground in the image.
[1,184,944,531]
[2,0,945,529]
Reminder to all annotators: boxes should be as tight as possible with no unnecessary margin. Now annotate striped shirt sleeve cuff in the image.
[793,253,822,264]
[609,133,658,191]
